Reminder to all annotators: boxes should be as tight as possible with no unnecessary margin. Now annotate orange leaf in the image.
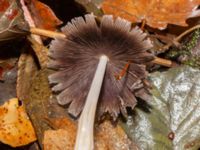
[0,98,36,147]
[27,0,62,31]
[102,0,200,29]
[43,118,136,150]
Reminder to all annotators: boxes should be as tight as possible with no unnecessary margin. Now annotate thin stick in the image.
[20,0,42,44]
[140,19,146,31]
[30,27,175,67]
[30,27,66,39]
[162,24,200,51]
[152,57,175,67]
[74,55,108,150]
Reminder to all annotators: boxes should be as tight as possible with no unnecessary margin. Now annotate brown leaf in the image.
[43,129,75,150]
[26,0,62,31]
[102,0,200,29]
[43,118,138,150]
[0,98,36,147]
[0,59,16,81]
[0,0,28,41]
[28,37,48,68]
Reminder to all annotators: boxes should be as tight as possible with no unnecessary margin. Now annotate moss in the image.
[166,29,200,69]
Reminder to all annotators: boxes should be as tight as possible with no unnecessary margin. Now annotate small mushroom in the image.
[48,14,154,118]
[48,14,154,150]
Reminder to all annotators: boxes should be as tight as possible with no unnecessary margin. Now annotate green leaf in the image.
[0,0,28,41]
[121,66,200,150]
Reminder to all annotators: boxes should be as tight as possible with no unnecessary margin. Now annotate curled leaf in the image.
[25,0,62,31]
[0,0,28,41]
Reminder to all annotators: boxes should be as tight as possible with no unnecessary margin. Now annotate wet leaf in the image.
[43,118,137,150]
[0,98,36,147]
[102,0,200,29]
[26,0,62,31]
[121,66,200,150]
[0,0,28,41]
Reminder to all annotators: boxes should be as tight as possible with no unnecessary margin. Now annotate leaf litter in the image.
[0,0,200,149]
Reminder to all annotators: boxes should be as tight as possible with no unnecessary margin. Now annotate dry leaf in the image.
[28,37,48,68]
[43,118,138,150]
[43,118,77,150]
[0,0,28,41]
[102,0,200,29]
[0,98,36,147]
[26,0,62,31]
[0,59,16,81]
[43,129,75,150]
[95,121,138,150]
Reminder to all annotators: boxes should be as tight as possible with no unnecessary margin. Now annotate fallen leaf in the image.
[21,68,69,147]
[0,61,15,81]
[0,44,20,105]
[0,98,36,147]
[28,37,48,68]
[0,0,28,41]
[95,121,139,150]
[43,129,75,150]
[26,0,62,31]
[102,0,200,29]
[76,0,103,16]
[121,66,200,150]
[43,118,138,150]
[43,118,76,150]
[0,67,17,105]
[17,48,38,101]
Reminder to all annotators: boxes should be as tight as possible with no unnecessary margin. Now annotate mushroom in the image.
[48,14,154,150]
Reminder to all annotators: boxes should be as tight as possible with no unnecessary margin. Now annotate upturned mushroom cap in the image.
[48,14,154,119]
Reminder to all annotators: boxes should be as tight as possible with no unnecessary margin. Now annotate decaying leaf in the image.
[0,61,13,81]
[76,0,103,16]
[0,66,17,105]
[0,98,36,147]
[121,66,200,150]
[28,37,48,68]
[43,118,137,150]
[17,48,38,101]
[95,121,139,150]
[43,129,74,150]
[102,0,200,29]
[25,0,62,31]
[0,0,28,41]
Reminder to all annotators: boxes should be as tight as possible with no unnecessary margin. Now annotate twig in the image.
[20,0,42,44]
[30,27,66,39]
[30,27,175,67]
[152,57,176,67]
[140,19,146,31]
[161,24,200,51]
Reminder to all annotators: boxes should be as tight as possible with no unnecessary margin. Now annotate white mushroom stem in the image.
[74,55,108,150]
